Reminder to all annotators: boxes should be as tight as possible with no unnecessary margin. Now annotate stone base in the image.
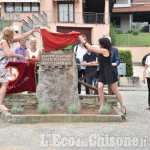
[0,107,125,124]
[118,77,140,87]
[4,94,118,109]
[36,50,81,111]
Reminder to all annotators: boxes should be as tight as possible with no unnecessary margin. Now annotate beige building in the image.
[0,0,114,50]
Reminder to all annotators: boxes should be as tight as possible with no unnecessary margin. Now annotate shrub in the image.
[126,30,133,34]
[110,23,117,46]
[38,103,49,114]
[140,26,149,32]
[11,102,24,114]
[118,50,133,76]
[68,103,78,114]
[100,103,111,114]
[116,30,122,34]
[11,107,24,114]
[132,30,140,35]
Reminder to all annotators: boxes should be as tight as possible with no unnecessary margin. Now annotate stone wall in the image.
[4,94,38,109]
[4,94,118,109]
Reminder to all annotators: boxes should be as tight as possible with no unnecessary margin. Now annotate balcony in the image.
[47,11,110,25]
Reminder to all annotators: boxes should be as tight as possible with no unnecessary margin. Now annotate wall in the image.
[0,0,110,48]
[117,47,150,63]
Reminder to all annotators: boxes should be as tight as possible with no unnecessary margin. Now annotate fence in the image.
[47,11,109,24]
[113,33,150,47]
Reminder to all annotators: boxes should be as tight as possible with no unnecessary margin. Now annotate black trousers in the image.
[78,69,89,94]
[147,78,150,106]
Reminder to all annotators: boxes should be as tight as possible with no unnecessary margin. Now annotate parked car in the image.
[142,53,150,66]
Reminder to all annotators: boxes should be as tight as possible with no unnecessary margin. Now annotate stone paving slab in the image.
[0,91,150,150]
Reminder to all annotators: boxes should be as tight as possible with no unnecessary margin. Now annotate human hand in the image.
[32,26,40,32]
[25,57,30,61]
[142,78,145,84]
[112,63,117,66]
[78,35,86,44]
[19,55,25,60]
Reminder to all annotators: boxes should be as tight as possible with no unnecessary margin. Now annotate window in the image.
[58,2,74,23]
[32,3,39,12]
[15,3,22,12]
[5,2,40,12]
[6,2,13,12]
[111,17,121,26]
[23,2,30,12]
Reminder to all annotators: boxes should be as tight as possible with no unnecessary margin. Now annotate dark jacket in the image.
[111,47,120,76]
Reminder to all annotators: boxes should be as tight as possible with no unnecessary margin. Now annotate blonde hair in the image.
[0,27,14,47]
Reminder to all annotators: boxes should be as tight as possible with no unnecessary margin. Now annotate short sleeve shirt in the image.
[74,45,87,69]
[145,55,150,78]
[83,52,98,75]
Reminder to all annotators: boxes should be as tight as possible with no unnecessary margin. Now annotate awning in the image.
[0,0,40,2]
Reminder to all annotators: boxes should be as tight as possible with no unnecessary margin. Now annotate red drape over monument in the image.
[40,29,81,51]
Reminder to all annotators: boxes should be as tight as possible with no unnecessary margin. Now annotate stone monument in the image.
[36,49,81,111]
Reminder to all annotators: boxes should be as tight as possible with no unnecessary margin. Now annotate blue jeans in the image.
[86,77,97,86]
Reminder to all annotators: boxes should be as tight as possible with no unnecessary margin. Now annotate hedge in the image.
[118,49,133,77]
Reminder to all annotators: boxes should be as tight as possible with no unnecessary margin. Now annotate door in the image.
[57,27,91,44]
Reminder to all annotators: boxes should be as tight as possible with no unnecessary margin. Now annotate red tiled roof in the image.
[113,4,150,13]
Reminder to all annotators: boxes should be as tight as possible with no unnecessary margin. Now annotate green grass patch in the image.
[114,33,150,47]
[0,19,12,32]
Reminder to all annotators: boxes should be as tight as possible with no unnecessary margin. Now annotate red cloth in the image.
[6,62,36,94]
[41,29,81,51]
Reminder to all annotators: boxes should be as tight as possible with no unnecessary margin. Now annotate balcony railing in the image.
[46,11,110,25]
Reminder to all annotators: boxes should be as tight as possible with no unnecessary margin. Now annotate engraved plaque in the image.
[40,49,73,69]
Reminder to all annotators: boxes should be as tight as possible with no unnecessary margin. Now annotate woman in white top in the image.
[25,38,41,62]
[143,55,150,110]
[0,26,40,111]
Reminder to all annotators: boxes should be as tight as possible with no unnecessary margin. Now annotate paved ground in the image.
[0,65,149,150]
[0,90,150,150]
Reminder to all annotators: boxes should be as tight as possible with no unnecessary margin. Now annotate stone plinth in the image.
[36,49,81,111]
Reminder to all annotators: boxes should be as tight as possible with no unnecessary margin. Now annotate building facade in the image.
[0,0,115,50]
[112,0,150,33]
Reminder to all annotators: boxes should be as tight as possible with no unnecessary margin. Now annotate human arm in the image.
[15,49,20,62]
[13,26,40,43]
[1,41,25,60]
[112,48,120,67]
[78,36,109,56]
[143,64,147,84]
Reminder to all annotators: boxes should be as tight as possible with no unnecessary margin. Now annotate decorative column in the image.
[104,0,110,25]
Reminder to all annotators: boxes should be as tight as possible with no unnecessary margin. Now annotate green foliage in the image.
[116,30,122,34]
[140,26,149,32]
[110,23,117,46]
[11,102,24,114]
[132,30,140,36]
[38,103,49,114]
[0,19,12,32]
[126,30,133,34]
[118,49,133,77]
[100,103,111,114]
[68,103,78,114]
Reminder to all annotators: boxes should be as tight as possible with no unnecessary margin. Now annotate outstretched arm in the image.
[13,26,40,43]
[78,35,108,56]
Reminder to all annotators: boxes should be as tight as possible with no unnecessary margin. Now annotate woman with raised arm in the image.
[78,36,126,115]
[0,26,40,111]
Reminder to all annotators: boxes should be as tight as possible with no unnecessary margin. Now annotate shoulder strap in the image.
[75,45,78,54]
